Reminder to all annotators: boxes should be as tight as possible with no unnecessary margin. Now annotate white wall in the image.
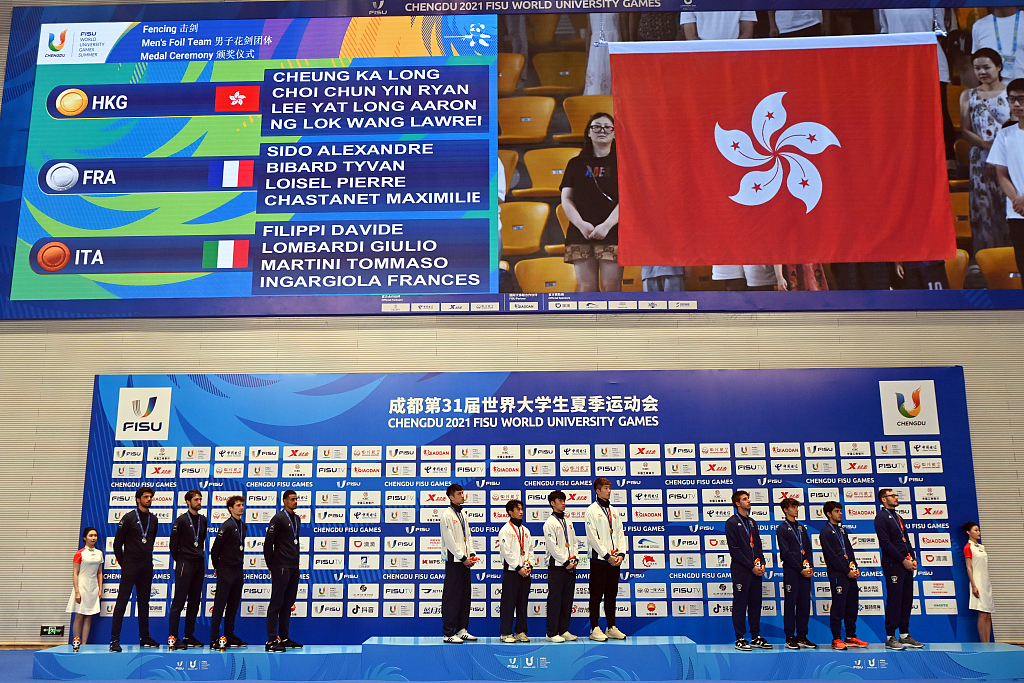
[0,310,1021,643]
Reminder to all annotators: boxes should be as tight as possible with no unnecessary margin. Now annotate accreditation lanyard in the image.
[188,513,201,548]
[994,13,1020,73]
[137,510,153,544]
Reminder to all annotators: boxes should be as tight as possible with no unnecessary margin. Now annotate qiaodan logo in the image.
[49,30,68,51]
[716,92,839,212]
[897,387,922,418]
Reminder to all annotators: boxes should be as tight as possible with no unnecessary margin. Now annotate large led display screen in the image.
[2,2,1023,316]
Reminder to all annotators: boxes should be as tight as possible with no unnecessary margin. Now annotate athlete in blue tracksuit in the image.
[726,491,770,650]
[776,498,815,649]
[819,502,865,649]
[874,488,924,649]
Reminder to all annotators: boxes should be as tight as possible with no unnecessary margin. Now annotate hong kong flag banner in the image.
[609,34,954,266]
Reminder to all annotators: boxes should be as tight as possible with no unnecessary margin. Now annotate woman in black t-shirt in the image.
[559,112,622,292]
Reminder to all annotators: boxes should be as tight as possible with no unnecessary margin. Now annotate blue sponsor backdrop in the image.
[79,367,976,646]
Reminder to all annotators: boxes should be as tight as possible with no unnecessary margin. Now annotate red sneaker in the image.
[844,637,869,648]
[831,639,848,650]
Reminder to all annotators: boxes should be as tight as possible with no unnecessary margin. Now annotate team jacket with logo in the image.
[726,513,766,572]
[264,510,300,570]
[775,520,813,571]
[821,523,858,576]
[169,512,208,563]
[211,517,246,569]
[113,509,159,566]
[584,500,627,561]
[439,504,475,562]
[498,520,535,571]
[874,508,915,563]
[543,512,579,567]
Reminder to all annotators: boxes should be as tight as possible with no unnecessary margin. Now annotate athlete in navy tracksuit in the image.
[819,502,865,650]
[874,489,924,649]
[726,491,770,650]
[775,498,815,649]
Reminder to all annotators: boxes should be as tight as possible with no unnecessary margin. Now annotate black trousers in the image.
[110,562,153,641]
[1008,219,1024,280]
[499,569,531,636]
[546,564,576,636]
[882,558,914,637]
[441,561,472,636]
[588,559,619,628]
[266,566,299,640]
[210,565,244,642]
[169,559,205,638]
[730,567,762,639]
[831,262,891,290]
[829,573,859,640]
[782,567,811,639]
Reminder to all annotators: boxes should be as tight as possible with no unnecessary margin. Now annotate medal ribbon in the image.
[137,510,153,542]
[512,522,525,555]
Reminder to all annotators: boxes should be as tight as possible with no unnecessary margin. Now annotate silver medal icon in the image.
[45,163,79,192]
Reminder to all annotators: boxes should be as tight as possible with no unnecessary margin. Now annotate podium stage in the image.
[32,638,1024,681]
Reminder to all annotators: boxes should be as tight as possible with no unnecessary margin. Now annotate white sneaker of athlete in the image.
[590,627,608,641]
[561,632,578,641]
[545,635,565,643]
[606,626,627,640]
[456,629,477,642]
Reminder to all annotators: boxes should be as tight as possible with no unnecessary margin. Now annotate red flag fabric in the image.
[214,85,261,113]
[609,34,954,266]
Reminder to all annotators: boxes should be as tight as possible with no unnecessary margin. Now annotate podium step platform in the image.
[31,639,1024,681]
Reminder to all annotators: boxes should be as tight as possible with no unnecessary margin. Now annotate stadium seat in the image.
[954,138,970,168]
[947,84,966,131]
[500,201,550,256]
[553,95,614,144]
[949,179,969,192]
[976,246,1022,288]
[526,14,560,51]
[945,249,970,289]
[498,149,518,194]
[511,147,580,198]
[515,256,578,293]
[619,266,642,292]
[497,53,525,97]
[498,96,556,144]
[561,13,589,50]
[544,204,571,254]
[951,191,971,249]
[524,52,588,97]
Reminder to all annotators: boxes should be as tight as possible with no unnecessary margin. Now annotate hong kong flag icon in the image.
[214,85,261,112]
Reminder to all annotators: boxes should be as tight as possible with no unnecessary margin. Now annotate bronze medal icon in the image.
[37,242,71,272]
[55,89,88,116]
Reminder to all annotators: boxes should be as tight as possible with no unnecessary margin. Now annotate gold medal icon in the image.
[55,89,88,116]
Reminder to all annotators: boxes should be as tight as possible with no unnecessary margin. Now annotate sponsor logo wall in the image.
[83,368,976,644]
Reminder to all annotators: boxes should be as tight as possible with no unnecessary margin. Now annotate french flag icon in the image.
[209,159,254,188]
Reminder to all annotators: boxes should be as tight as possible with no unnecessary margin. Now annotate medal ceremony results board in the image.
[10,11,497,308]
[83,368,978,645]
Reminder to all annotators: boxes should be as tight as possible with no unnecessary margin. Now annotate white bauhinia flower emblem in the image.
[715,92,840,213]
[229,91,246,106]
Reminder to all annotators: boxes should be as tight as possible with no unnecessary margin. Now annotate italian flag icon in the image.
[203,239,249,269]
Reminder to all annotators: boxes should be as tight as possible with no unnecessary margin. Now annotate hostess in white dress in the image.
[965,541,994,613]
[66,546,103,615]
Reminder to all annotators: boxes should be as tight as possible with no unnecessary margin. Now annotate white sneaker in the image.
[501,635,517,643]
[590,627,608,641]
[545,635,565,643]
[606,626,627,640]
[456,629,478,642]
[561,632,578,641]
[443,634,464,644]
[515,633,530,643]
